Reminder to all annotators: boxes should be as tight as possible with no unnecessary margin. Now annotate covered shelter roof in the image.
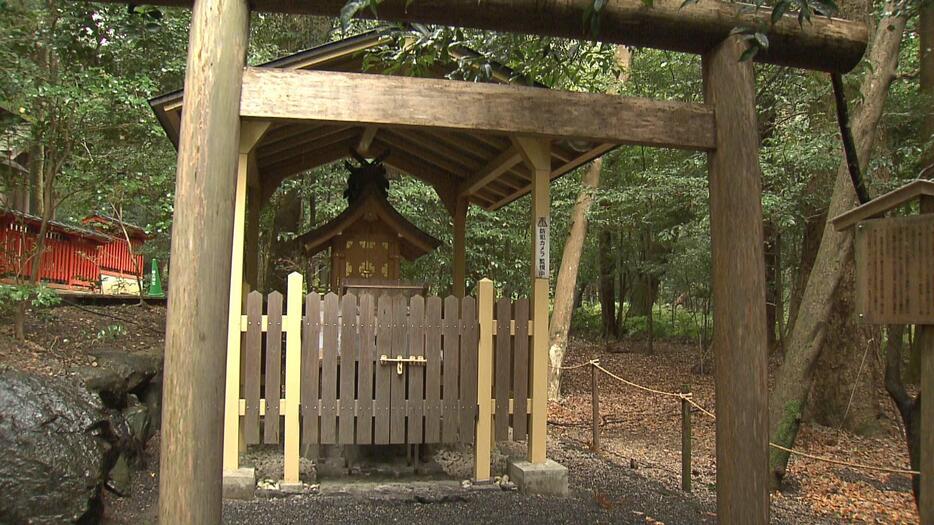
[149,30,617,211]
[295,185,441,260]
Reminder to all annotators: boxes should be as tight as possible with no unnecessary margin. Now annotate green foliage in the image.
[0,284,60,313]
[95,323,128,342]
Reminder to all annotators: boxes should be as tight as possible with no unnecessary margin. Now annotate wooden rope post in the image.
[514,136,552,464]
[283,272,303,484]
[159,0,250,521]
[474,278,494,481]
[681,384,692,493]
[591,364,600,453]
[703,35,770,524]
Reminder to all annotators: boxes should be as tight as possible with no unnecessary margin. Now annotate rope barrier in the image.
[554,359,921,476]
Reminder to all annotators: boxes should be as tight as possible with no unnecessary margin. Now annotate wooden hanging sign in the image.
[853,215,934,324]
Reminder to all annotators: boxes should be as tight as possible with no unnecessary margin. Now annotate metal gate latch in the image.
[379,355,427,375]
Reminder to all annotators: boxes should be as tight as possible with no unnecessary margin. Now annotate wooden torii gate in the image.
[85,1,867,523]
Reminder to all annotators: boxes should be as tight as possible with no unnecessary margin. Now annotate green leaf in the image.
[770,1,789,23]
[754,32,769,50]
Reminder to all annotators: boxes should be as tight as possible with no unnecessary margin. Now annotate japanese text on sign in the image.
[536,216,549,279]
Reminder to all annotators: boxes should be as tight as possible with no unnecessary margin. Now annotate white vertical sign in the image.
[535,215,549,279]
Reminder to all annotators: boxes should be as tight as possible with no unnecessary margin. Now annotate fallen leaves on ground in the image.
[550,338,918,524]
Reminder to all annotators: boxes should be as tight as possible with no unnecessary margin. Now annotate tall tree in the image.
[548,45,632,398]
[768,0,909,486]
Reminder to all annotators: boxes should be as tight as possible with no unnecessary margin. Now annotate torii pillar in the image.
[159,0,250,522]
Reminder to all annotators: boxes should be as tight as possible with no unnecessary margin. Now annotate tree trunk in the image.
[547,157,602,400]
[627,271,659,318]
[764,221,780,349]
[767,3,907,487]
[263,186,302,292]
[785,201,827,334]
[921,0,933,179]
[598,228,618,339]
[883,325,922,508]
[808,263,881,434]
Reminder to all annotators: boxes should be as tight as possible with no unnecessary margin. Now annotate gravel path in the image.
[223,440,829,525]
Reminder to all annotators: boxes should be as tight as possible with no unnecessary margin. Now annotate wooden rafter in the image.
[392,129,485,171]
[431,130,501,160]
[458,146,524,197]
[239,68,717,150]
[262,138,355,181]
[377,131,473,178]
[357,126,379,155]
[257,125,354,158]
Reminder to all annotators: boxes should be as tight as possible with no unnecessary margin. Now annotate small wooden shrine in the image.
[295,152,440,292]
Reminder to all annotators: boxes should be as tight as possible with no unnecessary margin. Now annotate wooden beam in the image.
[458,147,524,196]
[160,0,250,522]
[703,36,769,524]
[357,125,379,156]
[85,0,868,73]
[484,143,617,210]
[554,143,616,177]
[239,68,717,151]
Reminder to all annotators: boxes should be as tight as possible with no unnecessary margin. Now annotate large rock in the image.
[76,350,161,408]
[0,369,110,524]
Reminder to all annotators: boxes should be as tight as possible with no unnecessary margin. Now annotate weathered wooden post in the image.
[681,384,692,493]
[703,35,770,523]
[159,0,250,522]
[831,180,934,524]
[591,364,600,453]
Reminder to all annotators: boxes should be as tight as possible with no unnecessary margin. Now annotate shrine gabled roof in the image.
[295,186,441,261]
[149,29,616,211]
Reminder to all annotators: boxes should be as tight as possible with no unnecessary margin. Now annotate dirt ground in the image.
[0,304,921,523]
[552,338,919,524]
[0,301,165,378]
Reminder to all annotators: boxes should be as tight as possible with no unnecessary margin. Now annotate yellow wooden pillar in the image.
[474,278,494,481]
[453,196,468,298]
[223,121,269,473]
[514,136,551,464]
[283,272,303,484]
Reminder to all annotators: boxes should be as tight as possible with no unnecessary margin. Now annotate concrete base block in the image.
[507,459,569,497]
[223,467,256,500]
[279,482,305,493]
